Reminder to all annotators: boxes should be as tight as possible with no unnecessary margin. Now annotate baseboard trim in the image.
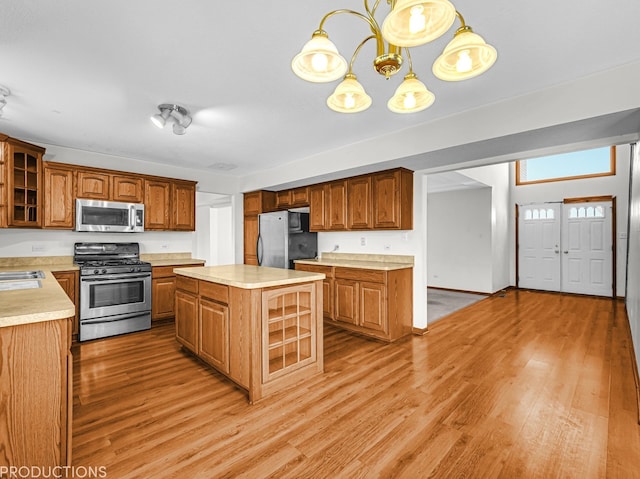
[623,303,640,425]
[412,327,428,336]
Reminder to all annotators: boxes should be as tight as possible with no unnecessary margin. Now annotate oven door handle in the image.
[81,312,150,324]
[82,274,151,282]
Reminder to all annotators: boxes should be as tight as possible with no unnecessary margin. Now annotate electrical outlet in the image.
[360,237,366,246]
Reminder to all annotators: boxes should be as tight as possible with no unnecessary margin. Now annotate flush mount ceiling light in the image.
[0,85,10,118]
[150,104,192,135]
[291,0,497,114]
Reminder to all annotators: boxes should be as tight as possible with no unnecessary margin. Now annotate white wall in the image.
[510,144,631,296]
[625,142,640,374]
[0,229,193,258]
[458,163,512,292]
[427,187,493,293]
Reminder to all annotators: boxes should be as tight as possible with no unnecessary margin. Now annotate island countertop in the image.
[173,264,325,289]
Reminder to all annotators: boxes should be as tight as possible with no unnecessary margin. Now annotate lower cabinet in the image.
[296,263,413,342]
[0,317,73,468]
[175,276,323,403]
[52,270,79,340]
[152,263,205,321]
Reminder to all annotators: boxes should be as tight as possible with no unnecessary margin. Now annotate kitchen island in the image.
[173,264,325,403]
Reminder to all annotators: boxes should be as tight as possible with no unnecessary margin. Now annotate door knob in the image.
[563,251,569,254]
[554,250,559,254]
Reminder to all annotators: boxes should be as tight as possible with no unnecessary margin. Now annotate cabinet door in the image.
[175,290,198,352]
[334,279,358,325]
[199,298,230,373]
[291,187,310,206]
[359,282,387,333]
[309,184,327,231]
[244,215,259,265]
[44,165,74,229]
[52,271,78,338]
[323,279,334,320]
[347,176,372,229]
[327,180,348,230]
[172,182,195,231]
[275,190,292,209]
[372,169,413,229]
[8,143,43,227]
[77,171,110,200]
[144,180,171,230]
[112,175,143,203]
[152,276,177,320]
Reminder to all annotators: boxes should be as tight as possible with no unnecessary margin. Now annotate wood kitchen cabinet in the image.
[296,262,413,342]
[175,276,199,352]
[309,180,347,231]
[44,164,74,229]
[0,134,45,228]
[0,317,73,468]
[243,190,276,265]
[152,263,205,321]
[172,181,196,230]
[144,179,171,230]
[76,170,110,200]
[347,175,372,229]
[276,186,310,209]
[372,168,413,230]
[112,174,144,203]
[198,281,230,374]
[52,270,79,339]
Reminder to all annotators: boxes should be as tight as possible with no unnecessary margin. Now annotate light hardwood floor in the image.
[72,290,640,478]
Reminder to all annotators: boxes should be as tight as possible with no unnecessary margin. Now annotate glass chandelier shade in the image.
[387,73,435,113]
[291,31,348,83]
[432,28,498,81]
[326,74,372,113]
[381,0,457,47]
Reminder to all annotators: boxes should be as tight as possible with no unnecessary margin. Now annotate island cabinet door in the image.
[334,279,359,325]
[199,298,229,374]
[175,290,198,353]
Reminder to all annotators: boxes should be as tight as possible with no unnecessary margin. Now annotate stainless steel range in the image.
[74,242,152,342]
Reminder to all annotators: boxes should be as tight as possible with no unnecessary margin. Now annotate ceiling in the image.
[2,0,640,181]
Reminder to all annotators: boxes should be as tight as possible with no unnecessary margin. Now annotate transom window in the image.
[516,146,615,185]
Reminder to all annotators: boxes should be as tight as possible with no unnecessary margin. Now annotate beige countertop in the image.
[147,258,206,267]
[174,265,325,289]
[295,252,414,271]
[0,268,75,328]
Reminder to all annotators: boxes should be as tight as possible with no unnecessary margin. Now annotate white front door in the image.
[518,203,562,291]
[561,201,613,296]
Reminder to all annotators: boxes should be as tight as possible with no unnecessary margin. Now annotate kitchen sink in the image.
[0,270,45,281]
[0,280,42,291]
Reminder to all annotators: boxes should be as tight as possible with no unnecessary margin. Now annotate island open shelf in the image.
[173,264,325,403]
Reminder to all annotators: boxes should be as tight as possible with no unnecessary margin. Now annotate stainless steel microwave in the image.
[75,199,144,233]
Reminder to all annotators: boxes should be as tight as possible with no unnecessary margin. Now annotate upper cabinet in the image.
[275,186,310,210]
[0,134,45,228]
[308,168,413,232]
[371,168,413,230]
[40,160,196,231]
[44,163,74,229]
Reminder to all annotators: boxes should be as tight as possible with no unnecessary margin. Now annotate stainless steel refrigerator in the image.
[257,211,317,269]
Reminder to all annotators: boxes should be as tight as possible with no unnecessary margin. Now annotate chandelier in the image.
[291,0,497,114]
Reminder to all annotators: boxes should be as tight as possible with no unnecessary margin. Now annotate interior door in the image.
[561,201,613,296]
[518,203,562,291]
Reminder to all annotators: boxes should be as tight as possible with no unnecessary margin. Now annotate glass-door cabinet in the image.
[1,135,45,228]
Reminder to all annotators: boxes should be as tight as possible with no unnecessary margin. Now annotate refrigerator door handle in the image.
[257,234,263,266]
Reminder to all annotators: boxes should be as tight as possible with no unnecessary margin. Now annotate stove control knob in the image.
[135,267,141,272]
[102,269,107,274]
[129,267,135,272]
[94,269,99,275]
